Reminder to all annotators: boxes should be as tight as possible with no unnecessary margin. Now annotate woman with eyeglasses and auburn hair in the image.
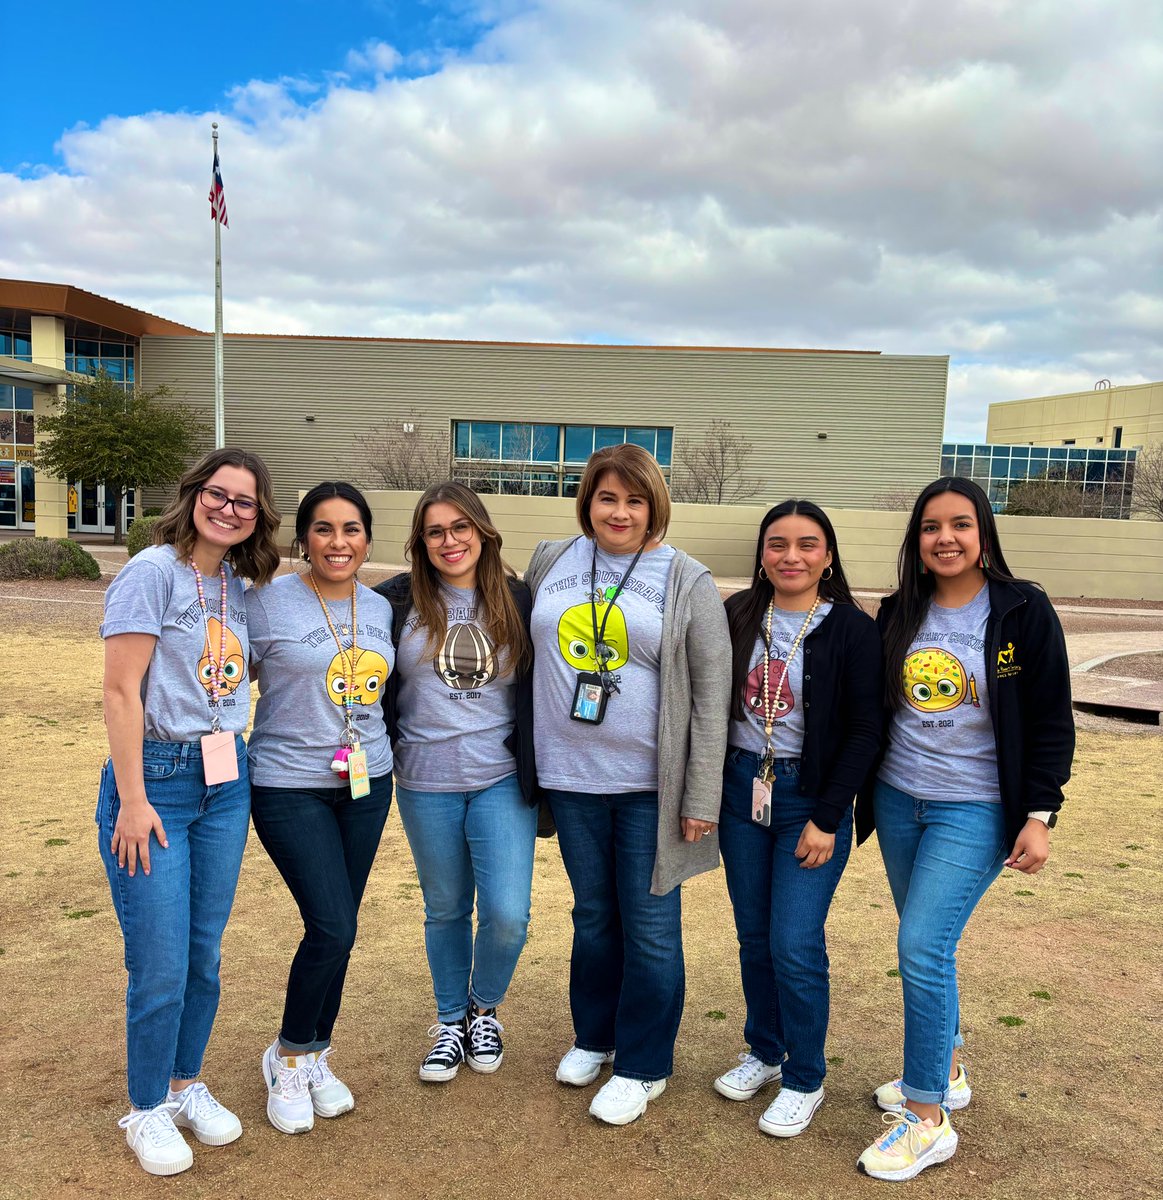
[246,482,396,1136]
[375,481,537,1084]
[713,500,882,1138]
[854,477,1073,1183]
[98,448,280,1176]
[525,443,731,1127]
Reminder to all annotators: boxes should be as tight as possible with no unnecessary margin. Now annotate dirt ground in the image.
[1,581,1160,1200]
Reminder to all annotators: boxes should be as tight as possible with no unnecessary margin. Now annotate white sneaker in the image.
[875,1063,971,1114]
[713,1052,783,1101]
[306,1047,354,1117]
[118,1104,194,1176]
[588,1075,667,1125]
[758,1085,825,1137]
[168,1081,242,1145]
[556,1044,615,1087]
[262,1040,314,1134]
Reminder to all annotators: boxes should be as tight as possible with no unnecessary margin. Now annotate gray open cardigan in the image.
[525,537,732,896]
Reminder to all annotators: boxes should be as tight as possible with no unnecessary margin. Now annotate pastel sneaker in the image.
[758,1085,824,1137]
[556,1045,615,1087]
[588,1075,666,1125]
[713,1052,783,1101]
[420,1019,467,1082]
[118,1104,194,1176]
[466,1005,505,1074]
[262,1040,314,1134]
[875,1063,971,1114]
[857,1109,959,1182]
[168,1081,242,1145]
[306,1047,354,1117]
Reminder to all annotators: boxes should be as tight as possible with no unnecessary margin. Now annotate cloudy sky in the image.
[3,0,1160,438]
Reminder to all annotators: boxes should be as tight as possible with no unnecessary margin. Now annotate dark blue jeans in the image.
[250,774,392,1053]
[718,750,853,1093]
[545,789,684,1083]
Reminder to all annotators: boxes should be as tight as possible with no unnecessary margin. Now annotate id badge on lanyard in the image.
[571,672,609,724]
[193,563,239,786]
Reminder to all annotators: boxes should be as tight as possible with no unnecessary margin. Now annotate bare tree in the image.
[1130,443,1163,520]
[357,409,449,490]
[1004,466,1131,519]
[670,419,761,504]
[870,487,917,512]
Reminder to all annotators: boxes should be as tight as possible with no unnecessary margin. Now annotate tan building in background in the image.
[987,380,1163,451]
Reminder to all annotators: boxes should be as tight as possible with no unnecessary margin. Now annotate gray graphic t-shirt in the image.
[100,544,250,742]
[729,601,833,758]
[394,584,518,791]
[532,537,675,793]
[246,575,395,788]
[879,585,1000,803]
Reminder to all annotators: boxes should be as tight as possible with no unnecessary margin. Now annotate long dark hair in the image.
[151,447,281,585]
[404,480,531,675]
[292,481,374,557]
[882,477,1020,710]
[727,499,857,723]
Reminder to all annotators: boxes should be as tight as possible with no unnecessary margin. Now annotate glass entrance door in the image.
[75,480,136,535]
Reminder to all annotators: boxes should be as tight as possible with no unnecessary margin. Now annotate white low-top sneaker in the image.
[118,1104,194,1176]
[556,1044,615,1087]
[306,1047,354,1117]
[168,1081,242,1145]
[588,1075,666,1125]
[875,1064,971,1113]
[758,1085,825,1137]
[713,1052,783,1101]
[262,1041,314,1134]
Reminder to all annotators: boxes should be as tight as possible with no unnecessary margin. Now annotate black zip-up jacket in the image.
[726,595,884,834]
[856,579,1074,849]
[375,572,539,809]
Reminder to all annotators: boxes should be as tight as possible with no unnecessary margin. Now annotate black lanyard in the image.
[590,539,645,690]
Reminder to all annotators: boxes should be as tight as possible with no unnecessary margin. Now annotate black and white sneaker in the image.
[419,1019,467,1083]
[466,1004,504,1074]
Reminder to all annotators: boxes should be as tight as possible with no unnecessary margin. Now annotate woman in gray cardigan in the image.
[525,443,731,1127]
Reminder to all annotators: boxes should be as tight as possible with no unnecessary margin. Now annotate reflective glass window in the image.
[13,335,31,359]
[0,334,10,355]
[973,445,990,456]
[955,444,972,456]
[1049,447,1067,460]
[940,456,955,475]
[454,422,471,458]
[594,426,624,450]
[990,456,1009,479]
[626,427,656,453]
[501,423,532,460]
[74,339,100,356]
[1010,446,1030,459]
[656,428,673,465]
[1009,459,1029,479]
[1086,460,1105,482]
[564,426,594,462]
[15,413,34,445]
[1030,447,1049,460]
[532,425,559,461]
[14,388,32,410]
[470,422,500,459]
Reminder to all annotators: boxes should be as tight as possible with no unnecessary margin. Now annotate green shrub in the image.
[126,515,161,558]
[0,538,100,581]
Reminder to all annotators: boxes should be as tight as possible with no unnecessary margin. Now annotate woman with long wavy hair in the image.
[376,481,537,1083]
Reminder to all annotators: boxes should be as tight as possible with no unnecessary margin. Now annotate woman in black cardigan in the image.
[713,499,882,1139]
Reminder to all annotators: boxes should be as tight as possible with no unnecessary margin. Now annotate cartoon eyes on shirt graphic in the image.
[325,647,390,706]
[901,647,980,713]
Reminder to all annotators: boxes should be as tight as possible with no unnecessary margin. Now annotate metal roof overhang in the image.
[0,355,74,387]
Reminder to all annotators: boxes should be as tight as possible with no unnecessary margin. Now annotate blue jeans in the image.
[250,774,392,1053]
[718,750,852,1092]
[96,737,250,1110]
[395,774,537,1021]
[545,789,684,1082]
[873,779,1007,1104]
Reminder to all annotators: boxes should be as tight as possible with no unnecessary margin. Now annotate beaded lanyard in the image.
[308,574,359,746]
[757,594,820,781]
[191,563,230,733]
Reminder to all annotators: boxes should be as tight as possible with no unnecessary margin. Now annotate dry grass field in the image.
[0,579,1160,1200]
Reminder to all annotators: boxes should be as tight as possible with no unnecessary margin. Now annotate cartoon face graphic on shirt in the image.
[744,656,794,719]
[435,623,497,691]
[197,618,246,697]
[558,588,629,671]
[902,647,972,713]
[325,647,390,706]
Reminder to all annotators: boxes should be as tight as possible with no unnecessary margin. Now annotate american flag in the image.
[209,150,229,227]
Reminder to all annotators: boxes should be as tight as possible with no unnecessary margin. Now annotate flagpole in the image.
[212,122,225,448]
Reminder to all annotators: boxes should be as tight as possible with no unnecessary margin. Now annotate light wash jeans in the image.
[96,737,250,1110]
[395,773,537,1021]
[873,779,1007,1104]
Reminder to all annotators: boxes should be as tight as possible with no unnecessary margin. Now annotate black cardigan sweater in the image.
[855,579,1075,849]
[726,595,885,834]
[374,572,539,808]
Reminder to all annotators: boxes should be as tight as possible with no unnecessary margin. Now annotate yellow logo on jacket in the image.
[997,641,1021,678]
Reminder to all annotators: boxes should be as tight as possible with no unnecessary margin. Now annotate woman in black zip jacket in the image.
[713,499,883,1139]
[854,477,1073,1184]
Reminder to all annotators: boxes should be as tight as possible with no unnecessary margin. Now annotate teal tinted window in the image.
[14,388,33,410]
[594,426,623,450]
[626,427,656,454]
[532,425,558,461]
[564,426,594,462]
[940,456,954,475]
[454,423,471,457]
[471,423,500,459]
[656,428,673,465]
[12,335,31,359]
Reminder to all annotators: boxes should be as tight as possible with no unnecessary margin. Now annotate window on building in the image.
[1113,426,1122,448]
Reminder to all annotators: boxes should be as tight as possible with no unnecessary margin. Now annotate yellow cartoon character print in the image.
[558,587,629,671]
[197,618,246,697]
[325,647,390,706]
[902,647,978,713]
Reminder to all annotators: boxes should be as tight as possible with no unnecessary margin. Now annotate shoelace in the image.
[874,1109,938,1155]
[307,1046,340,1088]
[725,1052,769,1085]
[426,1022,465,1064]
[118,1103,182,1147]
[766,1087,811,1122]
[171,1081,223,1122]
[274,1053,311,1100]
[601,1075,647,1102]
[468,1012,504,1055]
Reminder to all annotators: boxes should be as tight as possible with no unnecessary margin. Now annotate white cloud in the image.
[1,0,1160,437]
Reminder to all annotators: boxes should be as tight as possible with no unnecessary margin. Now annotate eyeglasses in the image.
[199,486,259,521]
[422,519,475,546]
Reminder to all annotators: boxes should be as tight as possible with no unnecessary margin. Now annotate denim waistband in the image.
[726,747,801,775]
[142,734,245,760]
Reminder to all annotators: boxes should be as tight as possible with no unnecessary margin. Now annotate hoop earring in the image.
[758,566,768,581]
[820,566,833,581]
